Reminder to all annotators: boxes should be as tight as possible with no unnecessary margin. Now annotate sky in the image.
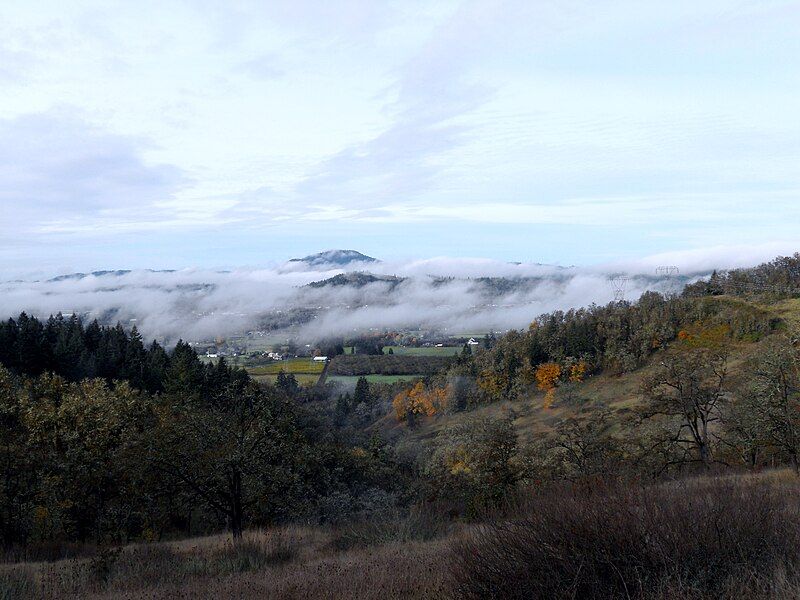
[1,0,800,278]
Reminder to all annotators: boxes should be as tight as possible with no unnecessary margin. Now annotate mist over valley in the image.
[0,247,746,345]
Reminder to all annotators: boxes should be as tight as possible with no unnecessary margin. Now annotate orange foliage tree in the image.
[393,382,448,424]
[535,362,562,409]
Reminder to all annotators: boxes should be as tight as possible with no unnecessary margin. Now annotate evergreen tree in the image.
[353,376,372,407]
[164,340,205,400]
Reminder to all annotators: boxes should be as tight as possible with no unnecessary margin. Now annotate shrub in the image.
[330,505,450,551]
[450,476,800,599]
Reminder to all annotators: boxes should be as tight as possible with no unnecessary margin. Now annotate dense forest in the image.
[0,313,242,395]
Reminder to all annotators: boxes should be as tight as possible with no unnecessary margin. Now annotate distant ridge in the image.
[48,269,176,282]
[306,272,403,289]
[288,250,378,267]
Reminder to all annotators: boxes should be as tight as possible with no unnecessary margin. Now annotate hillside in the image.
[358,265,800,479]
[306,272,404,289]
[378,311,769,446]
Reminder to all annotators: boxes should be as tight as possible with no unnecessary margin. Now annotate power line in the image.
[656,266,680,296]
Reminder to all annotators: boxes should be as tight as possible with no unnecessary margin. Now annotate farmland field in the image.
[247,358,326,376]
[328,354,453,376]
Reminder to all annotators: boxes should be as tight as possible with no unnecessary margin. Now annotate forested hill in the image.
[684,253,800,297]
[0,312,246,396]
[386,254,798,424]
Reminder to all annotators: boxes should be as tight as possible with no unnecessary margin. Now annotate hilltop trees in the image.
[684,252,800,298]
[442,290,774,411]
[640,326,730,469]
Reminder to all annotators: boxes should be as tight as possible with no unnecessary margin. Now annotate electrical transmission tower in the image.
[656,266,680,296]
[610,276,629,302]
[656,266,679,277]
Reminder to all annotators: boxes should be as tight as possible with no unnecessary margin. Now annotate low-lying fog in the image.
[0,245,782,344]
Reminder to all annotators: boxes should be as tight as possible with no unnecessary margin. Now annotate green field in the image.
[383,346,461,356]
[327,374,424,384]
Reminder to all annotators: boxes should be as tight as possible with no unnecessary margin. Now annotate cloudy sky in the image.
[2,0,800,278]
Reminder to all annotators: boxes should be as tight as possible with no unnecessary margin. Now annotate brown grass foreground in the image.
[5,471,800,599]
[0,524,451,599]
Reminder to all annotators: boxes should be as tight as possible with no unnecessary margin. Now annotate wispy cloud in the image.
[0,1,798,271]
[0,111,185,240]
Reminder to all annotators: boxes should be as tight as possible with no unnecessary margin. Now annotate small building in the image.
[312,356,328,362]
[467,338,480,346]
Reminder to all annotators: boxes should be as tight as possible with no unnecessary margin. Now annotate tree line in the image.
[684,252,800,297]
[0,312,248,397]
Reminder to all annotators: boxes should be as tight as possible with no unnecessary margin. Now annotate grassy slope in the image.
[379,294,791,445]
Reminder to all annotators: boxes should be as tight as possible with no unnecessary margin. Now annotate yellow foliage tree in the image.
[476,370,508,402]
[569,360,587,383]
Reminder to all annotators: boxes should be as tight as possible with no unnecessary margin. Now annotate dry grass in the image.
[0,525,451,599]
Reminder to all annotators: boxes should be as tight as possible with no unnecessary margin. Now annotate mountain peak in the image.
[288,250,378,267]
